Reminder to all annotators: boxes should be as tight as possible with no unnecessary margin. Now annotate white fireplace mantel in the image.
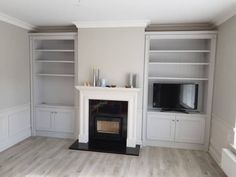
[75,86,140,148]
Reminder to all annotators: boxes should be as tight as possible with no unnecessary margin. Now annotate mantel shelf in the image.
[75,86,141,93]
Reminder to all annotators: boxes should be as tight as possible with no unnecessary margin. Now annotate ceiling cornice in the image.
[0,12,35,30]
[74,20,150,28]
[213,7,236,26]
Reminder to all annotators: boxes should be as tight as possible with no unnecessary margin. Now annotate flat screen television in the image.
[153,83,198,112]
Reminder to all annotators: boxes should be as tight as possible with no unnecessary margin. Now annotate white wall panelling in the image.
[209,114,234,164]
[0,104,31,152]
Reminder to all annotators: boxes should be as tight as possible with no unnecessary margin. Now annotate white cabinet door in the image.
[53,110,74,133]
[175,115,205,144]
[35,109,53,131]
[147,113,175,141]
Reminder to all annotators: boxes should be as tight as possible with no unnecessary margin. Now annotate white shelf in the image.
[34,49,74,52]
[36,73,75,77]
[36,103,74,109]
[147,108,206,115]
[35,60,74,63]
[149,62,209,65]
[148,76,208,81]
[149,50,210,53]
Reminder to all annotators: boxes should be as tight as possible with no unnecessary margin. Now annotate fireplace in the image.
[70,86,140,155]
[89,100,127,148]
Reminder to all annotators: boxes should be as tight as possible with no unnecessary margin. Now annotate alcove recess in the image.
[30,33,77,138]
[142,31,217,149]
[144,33,216,114]
[31,33,76,108]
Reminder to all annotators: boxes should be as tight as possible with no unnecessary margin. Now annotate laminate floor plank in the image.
[0,137,226,177]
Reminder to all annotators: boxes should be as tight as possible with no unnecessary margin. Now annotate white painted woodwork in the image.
[146,112,205,145]
[9,109,31,136]
[35,109,52,131]
[76,86,140,148]
[35,107,74,134]
[143,31,216,150]
[0,115,8,141]
[30,33,77,138]
[209,114,235,164]
[147,113,175,141]
[221,148,236,177]
[175,115,205,144]
[53,110,74,133]
[0,104,31,152]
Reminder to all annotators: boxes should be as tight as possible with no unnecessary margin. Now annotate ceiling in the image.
[0,0,236,28]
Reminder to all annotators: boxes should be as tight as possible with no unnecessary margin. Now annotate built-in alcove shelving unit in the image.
[30,33,77,138]
[143,31,217,150]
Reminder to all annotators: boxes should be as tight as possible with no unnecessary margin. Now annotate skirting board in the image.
[0,104,31,152]
[35,130,74,139]
[143,140,206,151]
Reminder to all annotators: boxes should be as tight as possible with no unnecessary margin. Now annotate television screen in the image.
[153,83,198,111]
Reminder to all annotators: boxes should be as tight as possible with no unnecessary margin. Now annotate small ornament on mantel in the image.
[127,73,137,88]
[83,82,91,86]
[92,67,100,87]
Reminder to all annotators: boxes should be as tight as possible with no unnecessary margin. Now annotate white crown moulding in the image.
[0,12,35,30]
[73,20,150,28]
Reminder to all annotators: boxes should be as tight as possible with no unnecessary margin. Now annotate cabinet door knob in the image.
[176,120,179,122]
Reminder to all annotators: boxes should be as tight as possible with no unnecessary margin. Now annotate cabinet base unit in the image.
[144,111,206,150]
[35,106,75,139]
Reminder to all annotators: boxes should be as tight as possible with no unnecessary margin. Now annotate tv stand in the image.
[160,109,189,114]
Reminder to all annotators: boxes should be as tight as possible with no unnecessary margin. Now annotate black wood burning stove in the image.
[89,100,127,150]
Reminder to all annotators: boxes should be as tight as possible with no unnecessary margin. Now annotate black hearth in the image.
[69,99,140,155]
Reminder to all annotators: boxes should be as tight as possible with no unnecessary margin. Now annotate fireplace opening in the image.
[96,118,120,134]
[89,99,128,151]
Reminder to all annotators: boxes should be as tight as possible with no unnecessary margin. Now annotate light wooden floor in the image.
[0,137,226,177]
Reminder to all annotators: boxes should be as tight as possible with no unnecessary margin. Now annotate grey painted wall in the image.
[210,15,236,163]
[0,21,30,110]
[77,27,145,107]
